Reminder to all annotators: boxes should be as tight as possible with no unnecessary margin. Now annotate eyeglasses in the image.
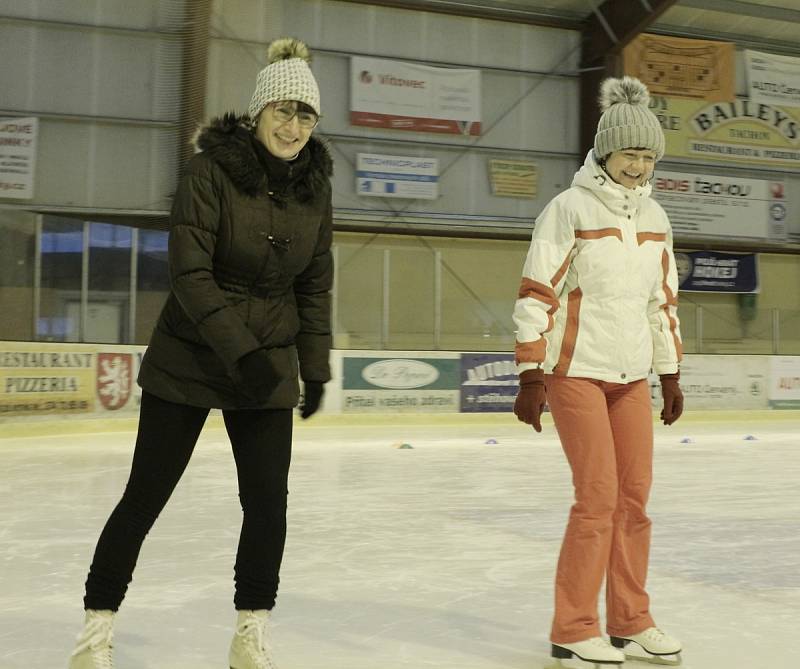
[271,103,319,129]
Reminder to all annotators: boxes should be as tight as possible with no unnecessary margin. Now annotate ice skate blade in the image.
[546,658,624,669]
[549,647,624,668]
[622,651,682,666]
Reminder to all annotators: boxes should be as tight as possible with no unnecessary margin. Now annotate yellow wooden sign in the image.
[489,159,537,199]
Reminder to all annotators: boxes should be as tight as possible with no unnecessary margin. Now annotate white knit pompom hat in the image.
[247,37,320,120]
[594,76,665,161]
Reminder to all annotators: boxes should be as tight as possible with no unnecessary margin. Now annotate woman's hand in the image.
[514,369,547,432]
[237,349,278,400]
[299,381,324,419]
[659,372,683,425]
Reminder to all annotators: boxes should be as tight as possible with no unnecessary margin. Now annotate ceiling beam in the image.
[580,0,678,160]
[178,0,212,171]
[678,0,800,24]
[336,0,584,30]
[582,0,679,66]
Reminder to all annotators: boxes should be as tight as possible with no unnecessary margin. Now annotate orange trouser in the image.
[545,375,656,644]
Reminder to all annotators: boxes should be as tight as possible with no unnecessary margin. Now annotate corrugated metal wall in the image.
[1,0,798,240]
[206,0,582,232]
[0,0,184,213]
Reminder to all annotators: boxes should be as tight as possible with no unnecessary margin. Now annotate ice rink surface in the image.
[1,413,799,669]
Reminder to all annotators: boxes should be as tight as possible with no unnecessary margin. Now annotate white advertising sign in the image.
[356,153,438,200]
[350,56,481,135]
[341,352,460,413]
[745,50,800,108]
[652,169,787,241]
[649,355,768,411]
[767,356,800,409]
[0,117,38,199]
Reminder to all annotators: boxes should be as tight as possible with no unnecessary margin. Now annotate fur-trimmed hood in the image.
[194,112,333,202]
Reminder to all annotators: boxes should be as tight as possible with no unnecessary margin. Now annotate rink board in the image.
[1,341,798,434]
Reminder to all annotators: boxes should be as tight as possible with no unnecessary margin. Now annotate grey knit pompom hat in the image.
[594,76,664,161]
[247,37,320,120]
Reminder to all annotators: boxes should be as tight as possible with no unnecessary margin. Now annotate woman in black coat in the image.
[69,38,332,669]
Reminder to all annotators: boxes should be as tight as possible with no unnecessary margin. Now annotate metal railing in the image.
[680,305,800,355]
[334,306,800,355]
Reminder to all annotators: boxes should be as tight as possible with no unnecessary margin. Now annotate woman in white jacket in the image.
[512,77,684,667]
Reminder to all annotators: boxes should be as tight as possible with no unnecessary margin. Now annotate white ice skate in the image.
[550,636,625,667]
[610,627,682,665]
[229,609,278,669]
[67,609,115,669]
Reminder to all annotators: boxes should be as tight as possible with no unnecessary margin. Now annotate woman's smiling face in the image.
[256,101,316,159]
[604,148,657,189]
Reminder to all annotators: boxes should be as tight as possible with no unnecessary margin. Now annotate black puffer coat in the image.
[138,113,333,409]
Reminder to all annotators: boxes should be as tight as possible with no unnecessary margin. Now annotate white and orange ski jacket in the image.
[513,151,682,383]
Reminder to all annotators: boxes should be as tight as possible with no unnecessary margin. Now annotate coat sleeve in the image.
[512,196,576,373]
[648,225,683,374]
[293,194,333,383]
[168,157,261,372]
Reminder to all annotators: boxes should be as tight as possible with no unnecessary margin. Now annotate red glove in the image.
[659,372,684,426]
[514,368,546,432]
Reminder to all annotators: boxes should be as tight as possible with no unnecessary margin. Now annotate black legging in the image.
[83,391,293,611]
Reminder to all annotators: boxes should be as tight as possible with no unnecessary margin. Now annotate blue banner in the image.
[675,251,758,293]
[460,353,518,412]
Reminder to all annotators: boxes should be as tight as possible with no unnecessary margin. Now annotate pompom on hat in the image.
[594,76,665,161]
[247,38,320,120]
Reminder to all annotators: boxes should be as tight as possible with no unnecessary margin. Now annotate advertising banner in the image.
[356,153,438,200]
[623,34,735,101]
[653,95,800,170]
[460,353,518,412]
[745,50,800,108]
[0,342,95,417]
[341,353,460,412]
[675,251,758,293]
[767,357,800,409]
[350,56,481,135]
[648,355,768,411]
[0,117,38,199]
[652,169,786,241]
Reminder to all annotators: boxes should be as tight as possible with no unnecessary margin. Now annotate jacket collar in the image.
[250,133,311,195]
[572,150,652,215]
[194,112,333,202]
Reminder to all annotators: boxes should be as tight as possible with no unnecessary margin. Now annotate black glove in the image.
[299,381,324,419]
[513,368,546,432]
[237,349,277,400]
[659,371,684,426]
